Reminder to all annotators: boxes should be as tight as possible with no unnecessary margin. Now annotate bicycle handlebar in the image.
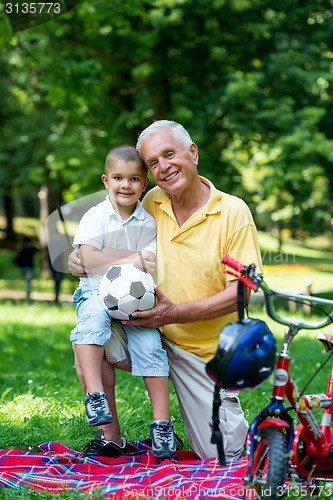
[222,255,259,291]
[223,254,333,331]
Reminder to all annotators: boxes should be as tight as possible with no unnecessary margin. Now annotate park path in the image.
[0,289,73,303]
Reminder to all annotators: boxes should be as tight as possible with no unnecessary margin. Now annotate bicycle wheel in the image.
[243,426,288,500]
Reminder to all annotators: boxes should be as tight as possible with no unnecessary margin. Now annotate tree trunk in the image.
[3,194,16,244]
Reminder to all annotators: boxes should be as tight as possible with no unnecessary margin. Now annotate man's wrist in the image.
[171,303,187,324]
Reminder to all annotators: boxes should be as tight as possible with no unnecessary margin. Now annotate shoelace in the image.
[83,436,145,457]
[88,393,108,415]
[154,424,174,444]
[83,436,107,454]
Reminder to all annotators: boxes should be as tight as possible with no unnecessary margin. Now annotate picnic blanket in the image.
[0,440,247,499]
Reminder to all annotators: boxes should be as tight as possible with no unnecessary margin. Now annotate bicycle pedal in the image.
[317,331,333,352]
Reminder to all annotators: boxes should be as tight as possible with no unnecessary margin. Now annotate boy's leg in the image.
[74,349,121,443]
[124,325,176,458]
[71,286,112,393]
[126,326,170,420]
[144,376,170,420]
[74,343,105,394]
[71,287,113,426]
[74,322,131,456]
[163,338,248,461]
[99,357,121,443]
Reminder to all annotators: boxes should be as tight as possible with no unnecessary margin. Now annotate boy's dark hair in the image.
[105,145,147,174]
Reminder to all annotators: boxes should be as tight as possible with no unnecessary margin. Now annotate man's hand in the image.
[122,287,178,329]
[68,249,88,277]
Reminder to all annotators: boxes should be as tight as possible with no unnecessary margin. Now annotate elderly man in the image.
[69,120,263,461]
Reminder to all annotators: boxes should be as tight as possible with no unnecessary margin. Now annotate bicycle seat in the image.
[317,331,333,352]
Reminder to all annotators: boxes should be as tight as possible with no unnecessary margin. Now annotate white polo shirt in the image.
[74,195,156,285]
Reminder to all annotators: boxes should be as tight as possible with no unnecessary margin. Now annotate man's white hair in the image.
[136,120,193,155]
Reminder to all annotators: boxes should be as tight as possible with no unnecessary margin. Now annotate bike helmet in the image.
[206,318,276,390]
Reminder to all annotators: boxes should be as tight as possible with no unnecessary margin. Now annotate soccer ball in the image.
[98,263,155,320]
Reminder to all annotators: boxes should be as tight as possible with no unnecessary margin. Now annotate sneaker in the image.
[83,430,127,457]
[150,420,176,459]
[85,391,113,426]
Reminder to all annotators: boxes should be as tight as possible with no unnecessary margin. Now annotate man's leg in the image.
[163,339,248,461]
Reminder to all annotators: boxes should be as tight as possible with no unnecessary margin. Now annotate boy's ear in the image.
[101,174,108,188]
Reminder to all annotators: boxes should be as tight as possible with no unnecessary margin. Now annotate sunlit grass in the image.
[1,224,333,498]
[0,301,185,456]
[0,216,40,240]
[0,298,332,498]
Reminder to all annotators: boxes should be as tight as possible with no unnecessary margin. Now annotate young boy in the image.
[70,145,176,458]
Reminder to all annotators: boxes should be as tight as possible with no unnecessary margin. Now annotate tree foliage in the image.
[0,0,332,242]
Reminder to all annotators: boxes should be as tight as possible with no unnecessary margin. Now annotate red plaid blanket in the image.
[0,441,246,499]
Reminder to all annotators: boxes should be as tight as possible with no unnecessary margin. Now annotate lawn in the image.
[258,231,333,293]
[1,298,332,499]
[0,302,185,453]
[0,230,333,498]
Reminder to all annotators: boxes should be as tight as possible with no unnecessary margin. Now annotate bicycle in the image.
[222,255,333,500]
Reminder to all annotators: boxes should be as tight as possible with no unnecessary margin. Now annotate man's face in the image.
[140,129,199,196]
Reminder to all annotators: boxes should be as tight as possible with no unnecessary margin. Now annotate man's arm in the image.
[68,248,87,277]
[123,280,248,329]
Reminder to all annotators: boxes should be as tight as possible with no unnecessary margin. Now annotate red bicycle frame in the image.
[222,254,333,489]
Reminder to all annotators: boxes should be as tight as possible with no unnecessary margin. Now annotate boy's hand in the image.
[137,251,156,274]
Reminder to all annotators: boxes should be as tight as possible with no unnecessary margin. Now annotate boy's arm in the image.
[79,245,155,274]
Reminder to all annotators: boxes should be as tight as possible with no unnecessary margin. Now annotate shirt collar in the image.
[151,176,222,215]
[106,195,145,222]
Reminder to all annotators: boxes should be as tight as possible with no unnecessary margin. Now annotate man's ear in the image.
[190,143,199,166]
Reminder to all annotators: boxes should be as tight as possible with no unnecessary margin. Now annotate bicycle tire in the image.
[243,426,288,500]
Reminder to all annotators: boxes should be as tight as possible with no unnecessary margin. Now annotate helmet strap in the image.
[237,280,245,321]
[210,384,226,466]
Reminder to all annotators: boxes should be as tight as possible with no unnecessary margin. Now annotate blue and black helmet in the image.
[206,318,277,390]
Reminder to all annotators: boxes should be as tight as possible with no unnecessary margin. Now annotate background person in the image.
[45,246,64,304]
[69,121,263,461]
[13,235,39,304]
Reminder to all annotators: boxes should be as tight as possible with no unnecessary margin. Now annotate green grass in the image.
[0,302,185,452]
[0,301,186,499]
[1,300,333,498]
[1,227,333,498]
[258,232,333,293]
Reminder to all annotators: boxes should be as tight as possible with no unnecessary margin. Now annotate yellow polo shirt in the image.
[142,176,263,361]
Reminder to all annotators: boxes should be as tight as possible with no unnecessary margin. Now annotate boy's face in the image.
[102,159,149,213]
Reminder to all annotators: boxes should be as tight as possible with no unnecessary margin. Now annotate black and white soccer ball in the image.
[98,263,155,320]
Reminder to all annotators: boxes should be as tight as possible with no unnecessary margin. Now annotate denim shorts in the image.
[70,285,169,377]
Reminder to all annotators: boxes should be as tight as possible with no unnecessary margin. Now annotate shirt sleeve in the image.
[73,206,105,250]
[136,216,156,255]
[223,199,263,281]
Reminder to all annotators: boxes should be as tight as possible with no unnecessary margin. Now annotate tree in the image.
[0,0,332,245]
